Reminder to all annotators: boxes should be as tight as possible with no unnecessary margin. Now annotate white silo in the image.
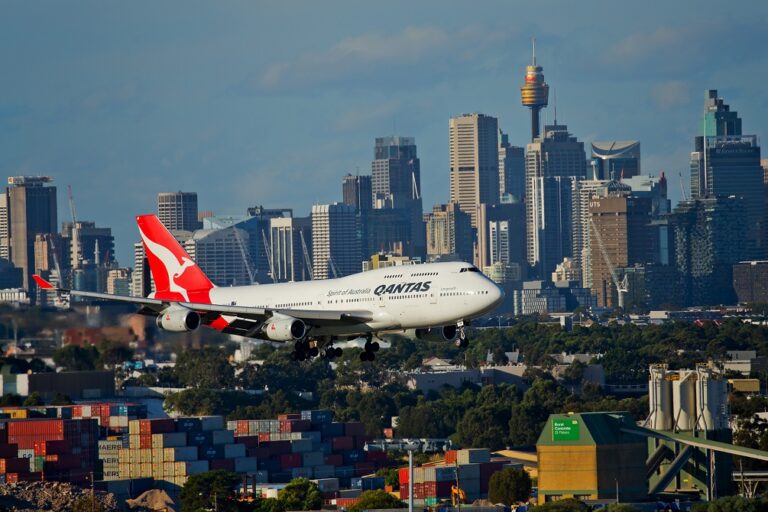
[695,365,729,431]
[672,370,697,431]
[648,364,673,430]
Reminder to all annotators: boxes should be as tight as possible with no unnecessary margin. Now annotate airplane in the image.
[34,214,504,362]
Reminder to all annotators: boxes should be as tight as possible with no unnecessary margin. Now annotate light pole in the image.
[405,442,418,512]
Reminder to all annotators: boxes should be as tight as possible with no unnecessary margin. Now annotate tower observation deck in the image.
[520,39,549,142]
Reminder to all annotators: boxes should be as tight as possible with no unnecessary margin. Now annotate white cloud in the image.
[650,80,690,109]
[255,25,507,92]
[333,100,402,132]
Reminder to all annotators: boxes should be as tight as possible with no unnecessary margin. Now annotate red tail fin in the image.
[136,214,214,303]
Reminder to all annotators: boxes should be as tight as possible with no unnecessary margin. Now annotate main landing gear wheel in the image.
[292,339,312,362]
[360,335,378,362]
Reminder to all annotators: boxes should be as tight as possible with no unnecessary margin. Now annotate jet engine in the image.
[406,325,459,343]
[156,306,201,332]
[263,314,307,342]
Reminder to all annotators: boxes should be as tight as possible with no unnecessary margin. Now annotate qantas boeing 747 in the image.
[34,215,504,362]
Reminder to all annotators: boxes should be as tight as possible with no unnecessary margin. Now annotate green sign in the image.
[552,418,580,441]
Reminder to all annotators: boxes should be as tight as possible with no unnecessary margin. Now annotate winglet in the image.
[32,274,55,290]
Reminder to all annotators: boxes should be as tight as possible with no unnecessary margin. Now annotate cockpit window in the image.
[460,266,481,273]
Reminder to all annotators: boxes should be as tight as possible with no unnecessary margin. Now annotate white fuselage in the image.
[208,261,503,337]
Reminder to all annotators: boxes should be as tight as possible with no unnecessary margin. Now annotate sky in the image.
[1,0,767,266]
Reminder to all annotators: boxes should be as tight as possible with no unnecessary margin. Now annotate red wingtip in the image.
[32,274,55,290]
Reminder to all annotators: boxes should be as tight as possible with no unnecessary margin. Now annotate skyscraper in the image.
[270,216,313,283]
[591,141,641,180]
[671,196,747,306]
[6,176,57,292]
[311,203,361,279]
[185,228,251,286]
[424,203,473,263]
[588,193,658,308]
[525,124,587,278]
[475,202,526,279]
[449,113,500,227]
[371,137,425,257]
[499,130,525,201]
[157,191,202,231]
[342,174,372,212]
[690,90,764,256]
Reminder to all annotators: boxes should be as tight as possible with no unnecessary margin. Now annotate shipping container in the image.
[233,457,258,473]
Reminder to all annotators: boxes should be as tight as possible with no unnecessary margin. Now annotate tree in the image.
[51,392,74,405]
[174,347,235,389]
[604,504,642,512]
[97,340,134,369]
[348,490,405,512]
[180,469,241,512]
[488,468,532,505]
[375,467,400,490]
[532,498,589,512]
[0,393,22,406]
[53,345,98,371]
[277,478,321,511]
[23,392,43,406]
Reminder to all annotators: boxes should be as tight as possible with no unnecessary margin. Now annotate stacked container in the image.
[110,416,257,499]
[0,418,99,485]
[398,449,504,505]
[226,409,383,484]
[0,403,147,434]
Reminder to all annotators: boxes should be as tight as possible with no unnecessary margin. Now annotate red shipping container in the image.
[280,453,302,469]
[278,413,301,421]
[139,434,152,449]
[331,436,353,451]
[0,458,31,473]
[444,450,457,464]
[383,428,394,439]
[9,420,63,436]
[258,433,271,443]
[398,467,409,485]
[236,420,250,435]
[210,458,235,471]
[73,406,83,417]
[336,498,360,507]
[5,473,18,484]
[400,486,408,499]
[344,422,365,437]
[324,454,343,466]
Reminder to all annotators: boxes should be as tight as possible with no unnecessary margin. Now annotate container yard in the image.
[398,448,510,506]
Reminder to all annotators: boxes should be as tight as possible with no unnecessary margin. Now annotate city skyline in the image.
[1,1,767,266]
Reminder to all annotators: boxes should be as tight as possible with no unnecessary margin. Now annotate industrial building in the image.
[537,412,648,504]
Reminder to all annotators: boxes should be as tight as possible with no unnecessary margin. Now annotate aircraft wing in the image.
[32,275,373,337]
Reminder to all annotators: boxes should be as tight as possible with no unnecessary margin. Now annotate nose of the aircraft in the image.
[489,283,504,307]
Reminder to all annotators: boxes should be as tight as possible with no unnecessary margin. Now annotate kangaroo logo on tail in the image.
[136,215,214,303]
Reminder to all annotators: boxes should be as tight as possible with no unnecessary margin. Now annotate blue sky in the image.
[2,1,767,265]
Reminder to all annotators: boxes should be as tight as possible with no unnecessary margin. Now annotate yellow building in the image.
[536,412,647,504]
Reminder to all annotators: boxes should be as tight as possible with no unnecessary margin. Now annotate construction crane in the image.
[261,229,276,283]
[328,257,339,279]
[299,231,313,280]
[679,172,688,201]
[45,234,69,309]
[232,227,256,285]
[589,218,628,309]
[67,185,80,271]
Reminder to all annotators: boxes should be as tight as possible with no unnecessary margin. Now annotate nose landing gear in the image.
[454,322,469,348]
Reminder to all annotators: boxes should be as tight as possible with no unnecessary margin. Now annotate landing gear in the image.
[321,346,343,360]
[454,322,469,348]
[292,338,315,362]
[360,335,379,362]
